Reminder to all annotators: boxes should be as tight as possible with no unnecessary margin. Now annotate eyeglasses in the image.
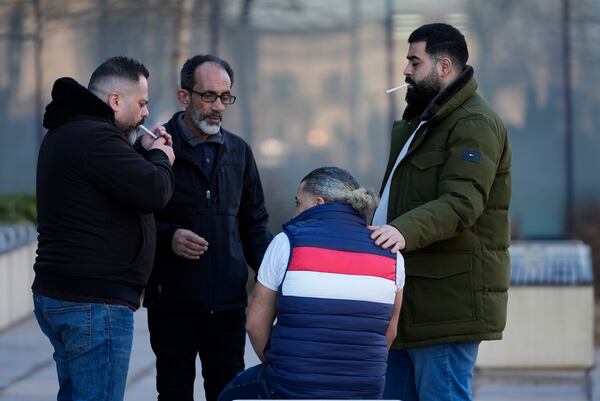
[188,89,236,105]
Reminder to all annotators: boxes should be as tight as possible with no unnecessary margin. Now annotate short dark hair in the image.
[409,23,468,70]
[180,54,235,90]
[88,56,149,90]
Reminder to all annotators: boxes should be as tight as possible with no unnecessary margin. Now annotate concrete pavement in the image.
[0,310,598,401]
[0,310,260,401]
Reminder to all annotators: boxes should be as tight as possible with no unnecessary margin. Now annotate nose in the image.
[403,63,412,77]
[141,105,149,119]
[212,97,227,112]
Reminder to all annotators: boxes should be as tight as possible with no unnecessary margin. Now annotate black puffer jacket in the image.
[144,111,272,312]
[33,77,174,308]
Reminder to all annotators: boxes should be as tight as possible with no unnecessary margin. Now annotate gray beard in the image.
[115,120,140,144]
[125,129,138,144]
[192,114,221,136]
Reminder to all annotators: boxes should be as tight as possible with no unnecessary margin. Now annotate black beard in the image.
[403,74,441,120]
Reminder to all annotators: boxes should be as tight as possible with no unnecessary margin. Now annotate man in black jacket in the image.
[32,56,175,401]
[144,54,272,401]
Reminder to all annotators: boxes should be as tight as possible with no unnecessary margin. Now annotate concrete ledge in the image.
[477,286,594,369]
[0,241,36,331]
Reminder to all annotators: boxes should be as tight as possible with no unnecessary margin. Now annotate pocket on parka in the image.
[407,150,446,201]
[404,252,475,325]
[409,150,445,170]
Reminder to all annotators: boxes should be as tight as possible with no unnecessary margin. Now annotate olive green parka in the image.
[382,66,511,349]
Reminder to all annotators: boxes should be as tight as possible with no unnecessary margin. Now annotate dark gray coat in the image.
[144,111,272,312]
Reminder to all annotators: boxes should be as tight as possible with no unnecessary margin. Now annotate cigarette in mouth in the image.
[385,83,411,94]
[139,124,158,139]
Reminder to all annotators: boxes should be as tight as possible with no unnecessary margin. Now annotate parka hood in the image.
[43,77,114,130]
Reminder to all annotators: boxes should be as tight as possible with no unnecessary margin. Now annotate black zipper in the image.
[205,186,214,313]
[200,141,226,314]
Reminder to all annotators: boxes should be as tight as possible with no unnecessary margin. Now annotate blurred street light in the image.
[307,128,330,148]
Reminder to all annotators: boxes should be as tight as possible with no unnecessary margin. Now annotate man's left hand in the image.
[368,224,406,253]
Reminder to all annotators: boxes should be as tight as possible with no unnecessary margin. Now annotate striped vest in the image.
[264,203,397,399]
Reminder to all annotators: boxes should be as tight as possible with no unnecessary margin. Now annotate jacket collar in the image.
[43,77,114,129]
[283,203,365,230]
[400,66,476,156]
[419,65,476,123]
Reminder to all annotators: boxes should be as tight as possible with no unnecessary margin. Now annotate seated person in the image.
[218,166,405,400]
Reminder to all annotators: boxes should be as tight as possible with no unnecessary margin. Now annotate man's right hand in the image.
[150,137,175,165]
[368,224,406,253]
[172,229,208,260]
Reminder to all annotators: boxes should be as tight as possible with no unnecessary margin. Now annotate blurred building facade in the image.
[1,0,599,240]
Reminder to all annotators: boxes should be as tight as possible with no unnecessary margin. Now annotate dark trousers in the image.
[147,308,246,401]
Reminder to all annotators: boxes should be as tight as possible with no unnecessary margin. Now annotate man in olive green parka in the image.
[370,23,511,401]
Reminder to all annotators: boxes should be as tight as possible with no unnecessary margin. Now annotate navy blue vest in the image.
[264,203,397,399]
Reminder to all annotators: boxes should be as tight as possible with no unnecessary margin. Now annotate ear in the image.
[438,56,453,78]
[314,196,326,206]
[177,89,190,108]
[107,92,120,112]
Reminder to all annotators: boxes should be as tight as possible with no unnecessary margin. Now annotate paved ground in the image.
[1,310,599,401]
[0,311,260,401]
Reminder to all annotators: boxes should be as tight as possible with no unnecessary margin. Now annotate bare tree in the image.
[32,0,43,147]
[172,0,196,88]
[230,0,257,144]
[209,0,221,54]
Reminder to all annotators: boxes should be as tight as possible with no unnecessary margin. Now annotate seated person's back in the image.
[219,166,405,400]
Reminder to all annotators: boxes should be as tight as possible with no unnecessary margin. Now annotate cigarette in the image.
[385,83,411,94]
[139,124,158,139]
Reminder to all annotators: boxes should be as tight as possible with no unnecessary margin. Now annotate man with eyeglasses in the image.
[144,54,272,401]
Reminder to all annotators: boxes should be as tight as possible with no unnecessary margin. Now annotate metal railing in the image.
[0,222,37,255]
[510,240,593,286]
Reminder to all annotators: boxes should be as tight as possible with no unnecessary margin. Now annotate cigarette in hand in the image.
[139,124,158,139]
[385,83,411,94]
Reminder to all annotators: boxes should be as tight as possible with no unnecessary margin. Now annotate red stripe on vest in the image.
[288,246,395,281]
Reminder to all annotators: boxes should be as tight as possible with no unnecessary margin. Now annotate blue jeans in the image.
[217,364,279,401]
[383,341,480,401]
[33,294,134,401]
